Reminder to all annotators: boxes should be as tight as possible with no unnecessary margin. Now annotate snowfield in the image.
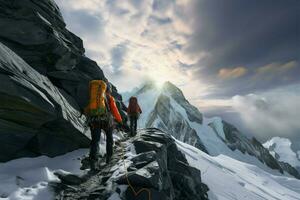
[0,131,125,200]
[176,139,300,200]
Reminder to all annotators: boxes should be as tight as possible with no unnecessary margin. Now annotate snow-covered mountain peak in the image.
[264,137,300,169]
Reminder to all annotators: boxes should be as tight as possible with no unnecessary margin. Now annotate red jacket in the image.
[107,94,122,123]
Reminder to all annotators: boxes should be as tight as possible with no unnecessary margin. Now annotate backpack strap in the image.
[105,94,111,113]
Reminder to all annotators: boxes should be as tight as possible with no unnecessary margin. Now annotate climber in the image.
[127,96,142,136]
[84,80,122,169]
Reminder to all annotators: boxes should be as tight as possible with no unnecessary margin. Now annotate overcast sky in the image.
[55,0,300,147]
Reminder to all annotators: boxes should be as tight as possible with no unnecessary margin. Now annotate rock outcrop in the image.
[55,129,209,200]
[0,0,124,162]
[0,0,123,109]
[278,161,300,179]
[222,121,300,178]
[0,41,89,162]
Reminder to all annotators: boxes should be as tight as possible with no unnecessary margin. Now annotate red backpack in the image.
[128,97,142,115]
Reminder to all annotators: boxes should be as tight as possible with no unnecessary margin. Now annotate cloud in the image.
[185,0,300,97]
[54,0,300,150]
[55,0,300,103]
[110,43,128,72]
[148,15,172,25]
[256,61,297,76]
[55,0,206,94]
[218,67,248,80]
[231,84,300,141]
[105,0,130,16]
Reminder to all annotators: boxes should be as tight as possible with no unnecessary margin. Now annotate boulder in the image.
[122,129,209,200]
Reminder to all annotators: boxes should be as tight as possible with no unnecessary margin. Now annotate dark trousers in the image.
[129,115,138,136]
[89,122,113,161]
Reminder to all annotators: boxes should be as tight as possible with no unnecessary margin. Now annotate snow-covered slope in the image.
[264,137,300,169]
[0,131,125,200]
[176,139,300,200]
[0,149,87,200]
[125,81,300,178]
[2,131,300,200]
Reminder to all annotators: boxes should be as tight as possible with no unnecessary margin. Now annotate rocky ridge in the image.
[54,129,209,200]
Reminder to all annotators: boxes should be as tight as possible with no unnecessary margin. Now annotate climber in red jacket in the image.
[127,96,142,136]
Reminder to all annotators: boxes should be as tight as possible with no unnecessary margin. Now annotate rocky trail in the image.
[53,136,132,199]
[52,128,209,200]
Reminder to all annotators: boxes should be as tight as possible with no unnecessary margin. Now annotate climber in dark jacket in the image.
[127,96,142,136]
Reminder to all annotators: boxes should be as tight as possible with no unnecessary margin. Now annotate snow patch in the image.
[0,149,88,200]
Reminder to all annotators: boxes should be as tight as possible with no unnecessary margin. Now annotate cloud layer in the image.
[231,84,300,147]
[187,0,300,97]
[56,0,299,99]
[55,0,211,96]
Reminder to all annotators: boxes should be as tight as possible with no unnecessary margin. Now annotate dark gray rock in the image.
[0,0,122,112]
[54,172,83,186]
[222,121,300,179]
[278,161,300,179]
[0,42,89,162]
[124,129,208,200]
[0,0,126,161]
[222,121,282,171]
[55,129,209,200]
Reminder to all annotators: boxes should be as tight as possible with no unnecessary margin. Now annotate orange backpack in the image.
[85,80,107,117]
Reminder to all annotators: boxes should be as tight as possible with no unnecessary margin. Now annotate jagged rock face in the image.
[0,0,126,162]
[163,82,203,124]
[129,129,208,200]
[0,0,122,110]
[221,121,300,177]
[147,94,207,153]
[278,161,300,179]
[0,42,89,162]
[0,0,83,73]
[55,129,209,200]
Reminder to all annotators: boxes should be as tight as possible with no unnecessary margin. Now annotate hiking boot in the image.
[89,157,98,171]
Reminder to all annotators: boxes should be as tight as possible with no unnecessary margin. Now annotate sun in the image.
[154,78,166,88]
